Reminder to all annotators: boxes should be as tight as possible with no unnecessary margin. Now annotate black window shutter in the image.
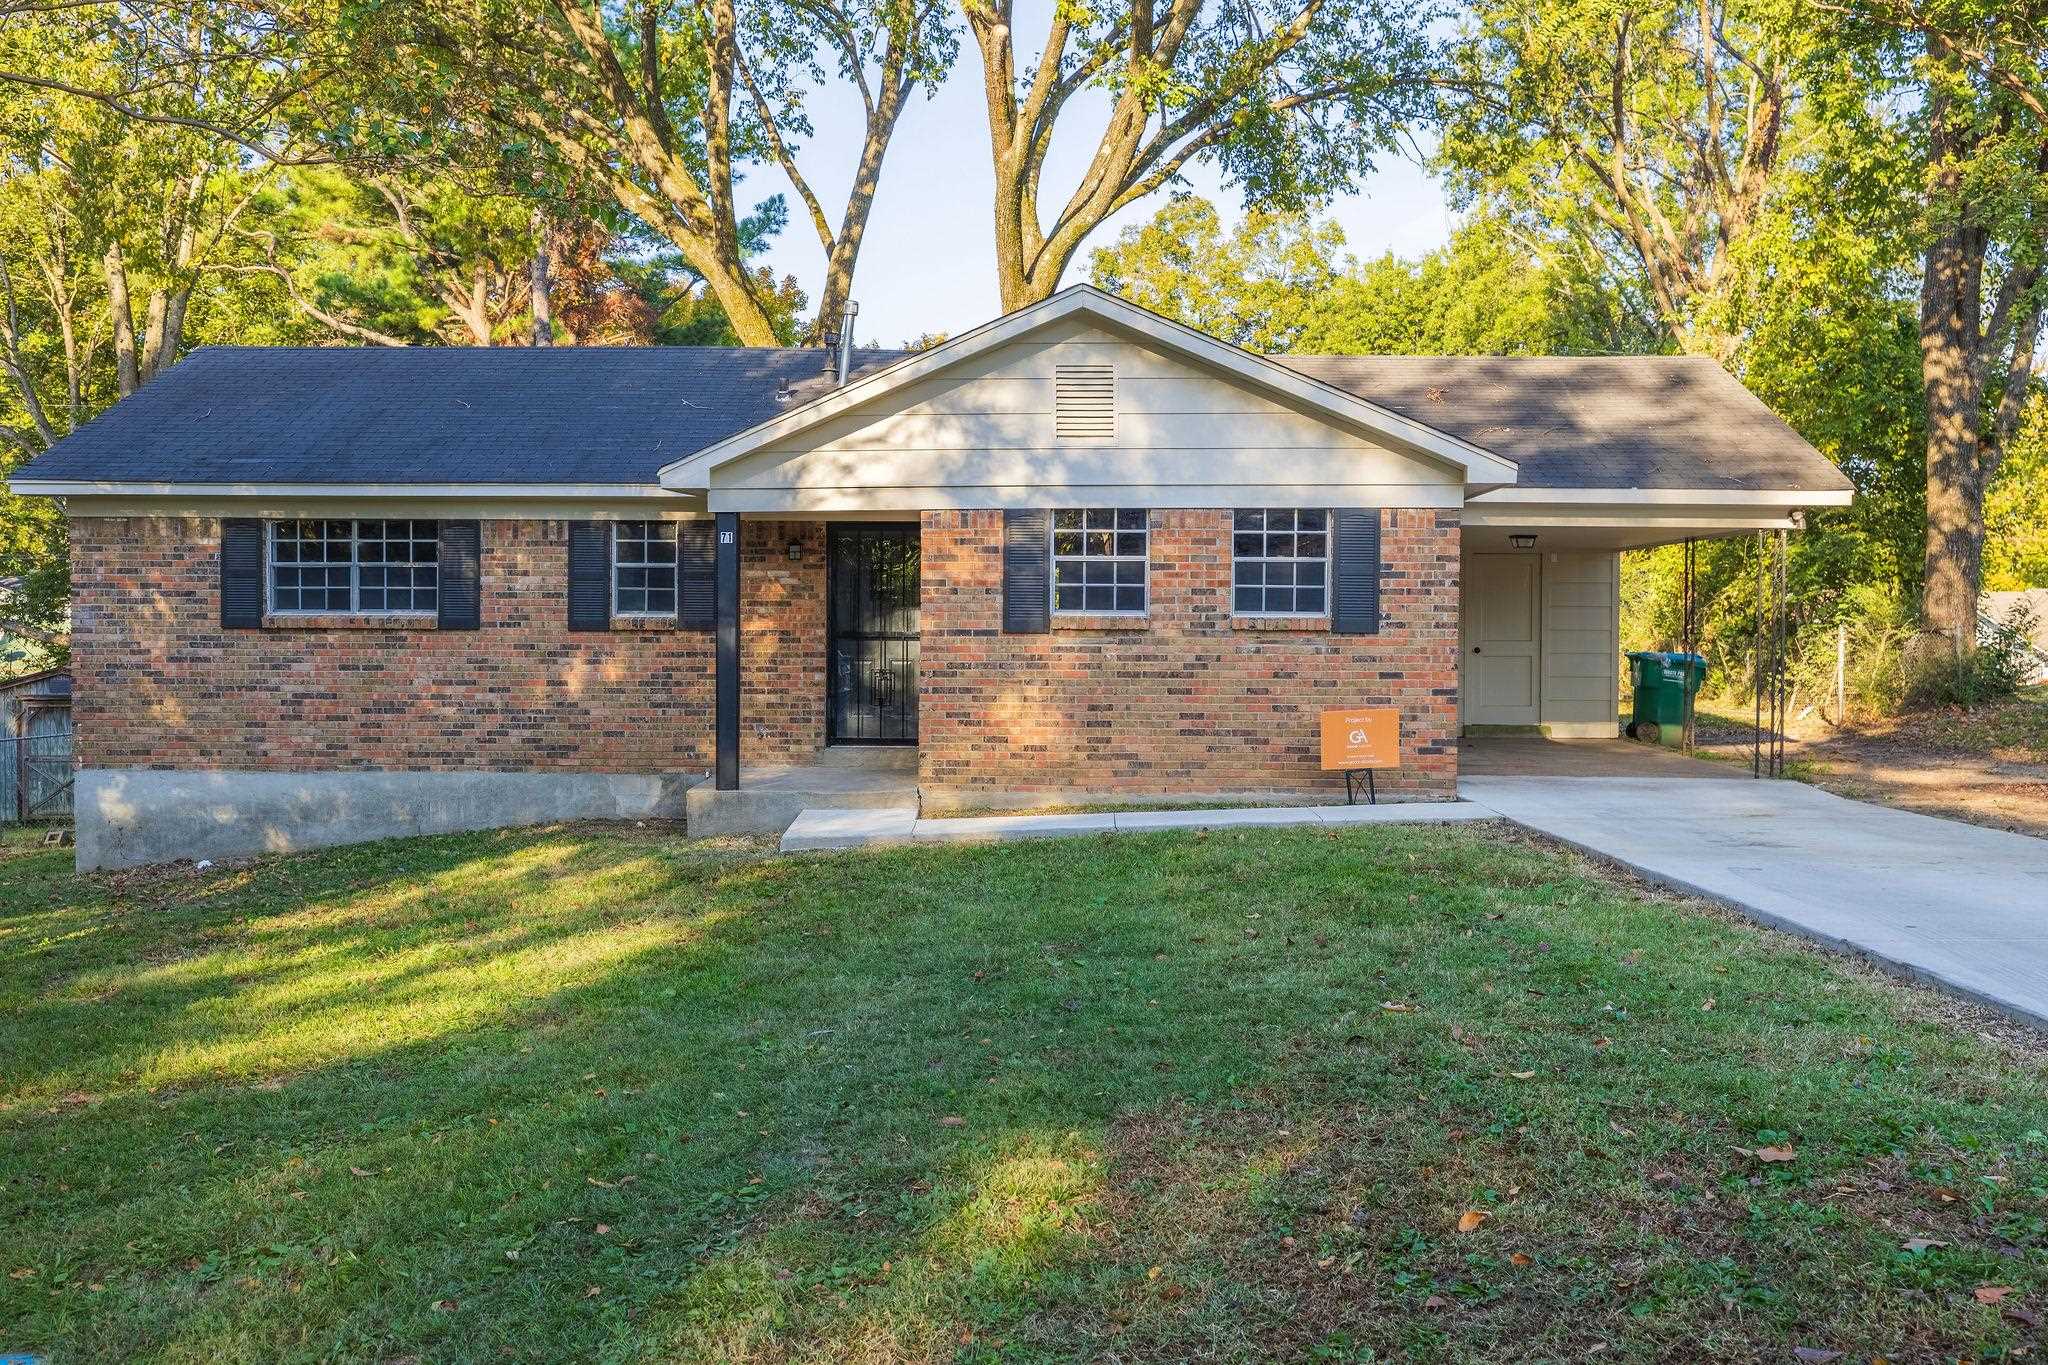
[677,520,715,629]
[567,521,611,631]
[437,520,481,630]
[1002,508,1050,633]
[1331,509,1382,635]
[220,518,263,629]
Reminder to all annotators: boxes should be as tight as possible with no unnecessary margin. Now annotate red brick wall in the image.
[917,508,1461,807]
[69,516,827,773]
[739,519,827,762]
[69,511,1457,797]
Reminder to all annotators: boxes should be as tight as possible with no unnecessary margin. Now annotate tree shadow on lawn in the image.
[2,825,2046,1363]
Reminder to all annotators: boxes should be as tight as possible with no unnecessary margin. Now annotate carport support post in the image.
[715,511,740,791]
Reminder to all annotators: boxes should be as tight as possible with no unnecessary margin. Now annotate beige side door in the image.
[1463,553,1542,726]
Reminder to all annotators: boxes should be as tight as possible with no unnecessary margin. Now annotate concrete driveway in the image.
[1460,772,2048,1028]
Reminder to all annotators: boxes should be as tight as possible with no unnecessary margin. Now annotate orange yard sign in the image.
[1320,708,1400,770]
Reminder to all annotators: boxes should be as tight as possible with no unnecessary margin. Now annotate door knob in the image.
[1473,646,1483,654]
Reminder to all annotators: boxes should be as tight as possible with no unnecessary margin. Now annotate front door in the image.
[1463,552,1542,727]
[827,523,920,744]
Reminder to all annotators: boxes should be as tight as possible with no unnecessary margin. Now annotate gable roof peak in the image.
[658,283,1520,488]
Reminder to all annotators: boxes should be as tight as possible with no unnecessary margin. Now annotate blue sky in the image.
[746,31,1457,345]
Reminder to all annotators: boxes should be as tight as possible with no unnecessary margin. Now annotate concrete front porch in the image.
[685,746,916,837]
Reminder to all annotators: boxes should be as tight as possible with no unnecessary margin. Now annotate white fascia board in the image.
[658,285,1520,489]
[1468,486,1853,507]
[9,479,686,500]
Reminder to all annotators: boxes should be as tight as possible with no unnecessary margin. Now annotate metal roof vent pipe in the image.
[835,300,859,386]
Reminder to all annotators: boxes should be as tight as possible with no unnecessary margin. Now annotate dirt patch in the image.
[1693,702,2048,839]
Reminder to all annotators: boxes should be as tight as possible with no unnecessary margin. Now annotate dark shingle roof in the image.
[16,344,1849,494]
[1278,354,1850,492]
[15,345,910,486]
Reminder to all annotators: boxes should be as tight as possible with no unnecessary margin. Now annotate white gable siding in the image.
[706,323,1466,513]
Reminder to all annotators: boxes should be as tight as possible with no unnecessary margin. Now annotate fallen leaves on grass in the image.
[1456,1209,1489,1234]
[1508,1070,1537,1080]
[939,1116,965,1127]
[1901,1237,1949,1253]
[1974,1285,2014,1305]
[1754,1145,1797,1163]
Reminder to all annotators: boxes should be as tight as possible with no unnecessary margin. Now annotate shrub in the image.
[1787,582,1915,723]
[1905,605,2039,708]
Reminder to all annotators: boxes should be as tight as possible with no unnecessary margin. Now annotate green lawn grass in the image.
[4,824,2047,1362]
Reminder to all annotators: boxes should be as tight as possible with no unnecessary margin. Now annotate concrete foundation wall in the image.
[75,767,699,871]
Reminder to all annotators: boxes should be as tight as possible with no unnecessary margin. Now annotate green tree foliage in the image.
[0,2,325,666]
[1845,0,2048,644]
[329,0,951,345]
[1292,218,1660,355]
[1086,196,1347,352]
[1436,0,1830,360]
[1088,195,1660,355]
[235,170,545,347]
[1986,394,2048,591]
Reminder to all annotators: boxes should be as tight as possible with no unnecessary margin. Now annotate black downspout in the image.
[715,511,740,790]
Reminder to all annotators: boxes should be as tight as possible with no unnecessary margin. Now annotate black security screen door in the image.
[827,523,920,744]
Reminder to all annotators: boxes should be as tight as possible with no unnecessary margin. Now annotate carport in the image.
[1457,494,1841,741]
[1457,733,1735,779]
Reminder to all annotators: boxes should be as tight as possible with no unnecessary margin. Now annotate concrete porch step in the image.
[781,799,1501,852]
[807,745,918,771]
[684,759,918,838]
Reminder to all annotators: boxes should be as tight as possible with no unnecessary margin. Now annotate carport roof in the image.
[1278,355,1851,494]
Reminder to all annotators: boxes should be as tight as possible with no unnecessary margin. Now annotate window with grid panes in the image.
[269,519,439,615]
[1052,508,1147,614]
[1231,509,1328,615]
[612,520,679,616]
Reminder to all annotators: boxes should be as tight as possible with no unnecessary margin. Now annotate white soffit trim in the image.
[658,285,1521,489]
[1469,486,1854,507]
[9,479,687,499]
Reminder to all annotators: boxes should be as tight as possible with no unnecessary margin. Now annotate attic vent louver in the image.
[1055,364,1115,440]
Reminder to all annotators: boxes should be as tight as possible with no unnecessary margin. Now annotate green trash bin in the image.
[1624,651,1707,745]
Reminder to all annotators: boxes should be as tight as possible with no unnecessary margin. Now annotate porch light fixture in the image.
[1509,534,1538,550]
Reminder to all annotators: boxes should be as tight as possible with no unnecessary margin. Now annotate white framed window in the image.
[613,520,680,617]
[1232,509,1328,616]
[269,519,438,615]
[1052,507,1147,614]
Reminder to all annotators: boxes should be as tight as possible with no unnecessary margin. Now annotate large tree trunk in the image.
[530,208,554,347]
[812,72,909,343]
[1918,219,1988,650]
[1911,81,2026,656]
[103,241,139,397]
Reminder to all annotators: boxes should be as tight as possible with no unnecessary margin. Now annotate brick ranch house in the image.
[11,287,1851,868]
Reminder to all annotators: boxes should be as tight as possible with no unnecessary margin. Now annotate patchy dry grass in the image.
[3,823,2046,1362]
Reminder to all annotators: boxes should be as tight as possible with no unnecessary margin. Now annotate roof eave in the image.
[8,479,693,499]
